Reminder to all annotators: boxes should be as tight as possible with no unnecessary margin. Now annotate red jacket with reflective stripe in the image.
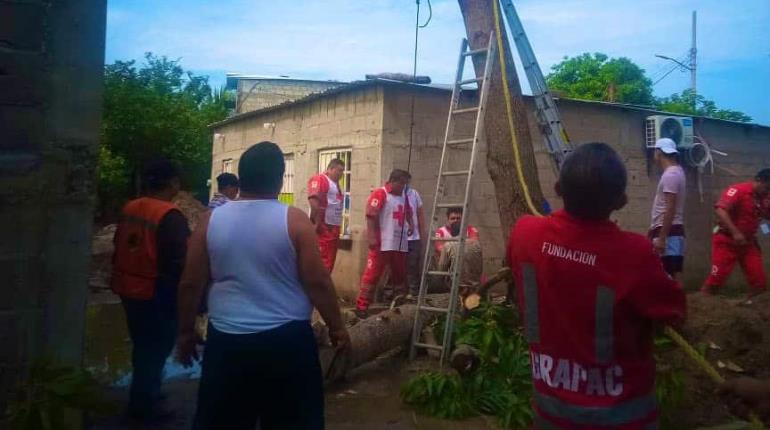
[507,210,686,429]
[111,197,179,300]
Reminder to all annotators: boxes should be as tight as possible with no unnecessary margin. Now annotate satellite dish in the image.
[660,118,684,145]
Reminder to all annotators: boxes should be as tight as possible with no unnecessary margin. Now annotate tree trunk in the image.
[458,0,546,235]
[321,294,453,383]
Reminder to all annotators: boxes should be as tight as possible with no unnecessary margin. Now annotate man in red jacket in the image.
[507,142,686,429]
[702,169,770,300]
[307,159,346,272]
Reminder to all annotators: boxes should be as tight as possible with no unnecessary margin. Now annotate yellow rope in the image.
[490,0,542,217]
[664,326,765,429]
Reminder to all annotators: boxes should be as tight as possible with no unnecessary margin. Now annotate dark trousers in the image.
[407,239,422,296]
[193,320,324,430]
[121,296,177,416]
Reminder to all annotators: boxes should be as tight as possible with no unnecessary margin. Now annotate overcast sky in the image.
[106,0,770,124]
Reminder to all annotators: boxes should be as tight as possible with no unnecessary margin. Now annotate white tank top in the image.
[323,174,344,226]
[206,200,312,334]
[378,187,409,252]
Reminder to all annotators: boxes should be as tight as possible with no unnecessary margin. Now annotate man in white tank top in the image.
[355,169,414,318]
[308,158,345,272]
[176,141,350,430]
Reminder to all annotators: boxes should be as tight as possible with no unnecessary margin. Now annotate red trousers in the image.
[317,224,340,273]
[356,249,407,311]
[703,232,767,293]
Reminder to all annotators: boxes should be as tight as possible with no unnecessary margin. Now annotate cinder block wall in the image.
[236,79,344,113]
[382,87,770,291]
[0,0,106,413]
[212,87,385,297]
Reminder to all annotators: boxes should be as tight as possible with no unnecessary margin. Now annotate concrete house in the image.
[210,77,770,299]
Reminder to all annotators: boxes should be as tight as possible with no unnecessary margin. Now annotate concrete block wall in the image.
[212,86,385,297]
[0,0,106,414]
[236,79,344,113]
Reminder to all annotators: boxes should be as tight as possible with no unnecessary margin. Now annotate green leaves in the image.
[5,356,116,430]
[546,53,752,123]
[402,303,533,428]
[99,53,232,215]
[546,52,655,105]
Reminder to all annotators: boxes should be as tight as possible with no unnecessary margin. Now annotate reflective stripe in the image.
[594,286,615,364]
[522,263,539,342]
[534,391,657,426]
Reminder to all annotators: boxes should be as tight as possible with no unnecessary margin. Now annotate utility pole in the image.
[690,10,697,108]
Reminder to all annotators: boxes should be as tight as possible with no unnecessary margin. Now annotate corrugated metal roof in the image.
[225,73,346,89]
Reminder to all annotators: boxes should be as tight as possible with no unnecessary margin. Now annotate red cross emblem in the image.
[392,204,406,227]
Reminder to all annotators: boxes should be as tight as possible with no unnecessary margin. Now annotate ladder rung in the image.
[458,77,482,85]
[462,48,488,57]
[431,236,460,242]
[447,138,474,146]
[414,342,444,351]
[436,203,464,209]
[420,306,449,314]
[452,107,479,115]
[427,270,451,276]
[441,170,470,177]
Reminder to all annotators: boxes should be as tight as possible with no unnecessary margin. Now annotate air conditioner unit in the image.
[645,115,694,149]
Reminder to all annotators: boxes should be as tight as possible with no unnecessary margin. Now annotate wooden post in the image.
[458,0,546,236]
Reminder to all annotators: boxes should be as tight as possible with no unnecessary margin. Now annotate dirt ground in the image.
[88,353,493,430]
[664,292,770,428]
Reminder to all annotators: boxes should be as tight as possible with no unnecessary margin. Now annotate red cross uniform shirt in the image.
[366,186,410,252]
[434,225,479,254]
[507,210,685,429]
[715,181,765,239]
[308,174,344,226]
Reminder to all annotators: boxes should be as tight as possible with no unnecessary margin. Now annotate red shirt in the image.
[507,210,685,429]
[714,181,766,238]
[308,173,343,226]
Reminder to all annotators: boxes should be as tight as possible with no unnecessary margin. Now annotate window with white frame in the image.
[319,149,352,238]
[279,154,295,205]
[222,158,233,174]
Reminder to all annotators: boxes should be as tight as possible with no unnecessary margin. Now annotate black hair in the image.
[388,169,411,183]
[446,207,463,217]
[143,158,180,193]
[327,158,345,170]
[238,141,285,195]
[558,142,627,220]
[756,168,770,183]
[216,173,239,189]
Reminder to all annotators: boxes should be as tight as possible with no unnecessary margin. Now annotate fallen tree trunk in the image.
[321,294,452,384]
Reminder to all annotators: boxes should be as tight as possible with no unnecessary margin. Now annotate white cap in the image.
[654,138,678,154]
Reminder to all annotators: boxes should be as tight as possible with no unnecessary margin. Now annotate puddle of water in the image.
[85,302,201,387]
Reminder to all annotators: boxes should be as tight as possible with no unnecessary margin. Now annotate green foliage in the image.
[5,357,115,430]
[654,333,686,428]
[546,53,752,123]
[656,89,752,123]
[401,304,534,428]
[99,52,232,216]
[546,53,655,105]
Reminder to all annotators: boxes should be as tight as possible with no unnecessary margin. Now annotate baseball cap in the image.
[654,138,678,154]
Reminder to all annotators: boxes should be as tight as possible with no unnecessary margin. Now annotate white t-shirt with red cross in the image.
[308,173,343,226]
[434,225,479,253]
[366,186,410,252]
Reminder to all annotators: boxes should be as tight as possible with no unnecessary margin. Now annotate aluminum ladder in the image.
[500,0,573,173]
[409,34,496,367]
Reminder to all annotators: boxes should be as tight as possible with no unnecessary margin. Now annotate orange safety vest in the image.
[111,197,179,300]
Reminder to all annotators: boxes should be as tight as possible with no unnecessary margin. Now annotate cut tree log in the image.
[458,0,546,236]
[321,294,454,383]
[463,267,512,310]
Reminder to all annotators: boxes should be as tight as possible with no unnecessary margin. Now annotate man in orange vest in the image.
[111,159,190,422]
